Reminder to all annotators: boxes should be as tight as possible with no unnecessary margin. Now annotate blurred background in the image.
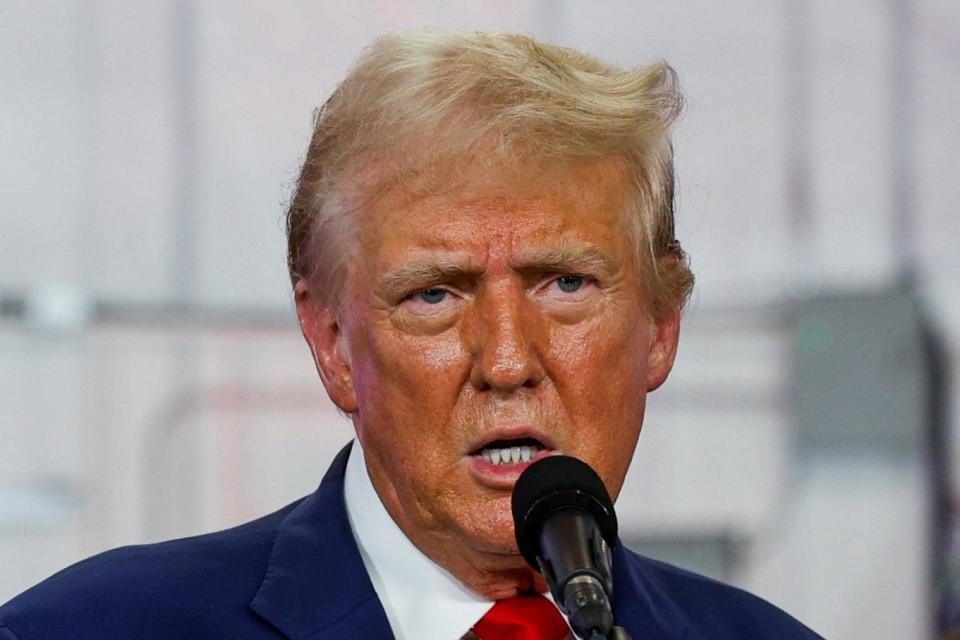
[2,1,959,638]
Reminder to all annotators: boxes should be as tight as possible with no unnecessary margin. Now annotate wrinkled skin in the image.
[297,157,681,599]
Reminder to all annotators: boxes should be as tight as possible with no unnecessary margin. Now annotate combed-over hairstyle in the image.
[286,31,693,315]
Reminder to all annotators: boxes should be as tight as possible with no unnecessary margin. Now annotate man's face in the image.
[298,157,680,596]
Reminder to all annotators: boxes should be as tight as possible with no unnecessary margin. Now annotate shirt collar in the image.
[343,440,493,640]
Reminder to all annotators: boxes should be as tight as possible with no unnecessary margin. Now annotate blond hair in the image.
[286,31,693,315]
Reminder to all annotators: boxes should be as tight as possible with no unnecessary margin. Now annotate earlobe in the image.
[295,280,358,413]
[646,306,681,392]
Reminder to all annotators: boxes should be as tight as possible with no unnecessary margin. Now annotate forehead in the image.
[354,156,635,269]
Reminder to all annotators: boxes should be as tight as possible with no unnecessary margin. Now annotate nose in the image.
[464,281,546,392]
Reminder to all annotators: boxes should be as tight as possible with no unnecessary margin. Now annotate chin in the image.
[460,522,521,557]
[453,503,522,556]
[472,565,551,600]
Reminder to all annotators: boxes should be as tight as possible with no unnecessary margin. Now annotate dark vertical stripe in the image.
[783,0,814,282]
[888,0,917,287]
[171,0,198,303]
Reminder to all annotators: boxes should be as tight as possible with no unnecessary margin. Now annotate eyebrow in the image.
[508,245,615,276]
[379,257,481,295]
[378,244,617,296]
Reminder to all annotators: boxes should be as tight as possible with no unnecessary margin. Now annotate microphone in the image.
[511,456,625,640]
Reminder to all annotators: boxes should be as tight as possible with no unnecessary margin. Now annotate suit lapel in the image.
[250,443,394,639]
[610,543,686,639]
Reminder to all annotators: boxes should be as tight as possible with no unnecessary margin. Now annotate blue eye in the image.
[556,275,584,293]
[418,288,448,304]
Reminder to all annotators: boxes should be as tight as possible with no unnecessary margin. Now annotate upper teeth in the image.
[480,444,540,465]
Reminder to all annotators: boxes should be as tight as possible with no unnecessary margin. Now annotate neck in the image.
[356,444,549,600]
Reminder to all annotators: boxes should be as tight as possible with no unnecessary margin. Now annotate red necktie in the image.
[471,593,569,640]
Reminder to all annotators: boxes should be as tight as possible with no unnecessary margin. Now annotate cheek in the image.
[352,312,454,383]
[350,325,470,440]
[550,312,651,404]
[547,314,651,480]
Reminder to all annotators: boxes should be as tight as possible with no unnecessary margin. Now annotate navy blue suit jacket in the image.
[0,444,822,639]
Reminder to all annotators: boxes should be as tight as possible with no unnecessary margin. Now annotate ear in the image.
[295,280,358,413]
[646,305,681,392]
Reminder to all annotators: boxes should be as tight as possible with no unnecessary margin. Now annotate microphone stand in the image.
[582,625,631,640]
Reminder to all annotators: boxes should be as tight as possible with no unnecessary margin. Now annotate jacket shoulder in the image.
[0,500,303,640]
[619,547,823,639]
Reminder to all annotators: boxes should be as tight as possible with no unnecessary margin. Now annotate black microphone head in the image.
[511,455,618,570]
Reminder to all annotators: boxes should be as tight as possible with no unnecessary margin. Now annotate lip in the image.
[465,426,560,489]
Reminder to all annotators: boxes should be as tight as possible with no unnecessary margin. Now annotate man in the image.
[0,32,821,639]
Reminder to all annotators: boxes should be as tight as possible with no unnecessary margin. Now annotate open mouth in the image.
[473,437,549,466]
